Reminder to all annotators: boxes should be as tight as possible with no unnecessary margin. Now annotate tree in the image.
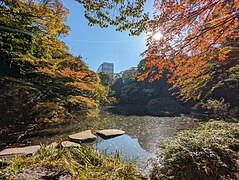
[75,1,238,103]
[76,0,238,116]
[138,0,239,103]
[0,0,111,124]
[76,0,149,35]
[0,0,69,74]
[111,60,180,114]
[99,72,111,86]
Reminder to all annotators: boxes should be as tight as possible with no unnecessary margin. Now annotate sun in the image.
[153,31,163,41]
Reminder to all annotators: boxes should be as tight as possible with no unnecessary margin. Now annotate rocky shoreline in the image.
[0,129,125,159]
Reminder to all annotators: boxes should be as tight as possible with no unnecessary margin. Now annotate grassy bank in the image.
[0,146,146,180]
[1,121,238,180]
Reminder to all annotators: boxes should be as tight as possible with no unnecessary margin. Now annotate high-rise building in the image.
[97,62,114,74]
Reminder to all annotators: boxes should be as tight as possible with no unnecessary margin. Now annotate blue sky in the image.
[61,0,154,73]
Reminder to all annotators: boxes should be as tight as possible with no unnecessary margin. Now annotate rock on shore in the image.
[96,129,125,138]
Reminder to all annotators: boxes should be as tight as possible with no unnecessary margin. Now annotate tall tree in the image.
[138,0,239,101]
[74,0,239,114]
[0,0,69,73]
[0,0,111,123]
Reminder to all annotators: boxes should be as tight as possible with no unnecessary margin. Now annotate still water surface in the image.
[12,108,199,167]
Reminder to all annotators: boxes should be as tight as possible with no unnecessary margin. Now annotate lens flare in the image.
[153,31,163,40]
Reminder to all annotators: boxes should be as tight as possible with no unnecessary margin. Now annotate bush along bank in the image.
[150,121,239,180]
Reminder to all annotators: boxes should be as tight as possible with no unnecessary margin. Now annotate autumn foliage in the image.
[138,0,239,113]
[0,0,110,126]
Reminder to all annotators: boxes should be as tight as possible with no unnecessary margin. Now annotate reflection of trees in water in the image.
[19,109,198,154]
[99,111,199,153]
[138,117,199,152]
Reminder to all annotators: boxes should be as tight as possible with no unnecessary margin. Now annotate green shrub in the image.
[147,97,180,116]
[0,77,41,126]
[202,98,239,119]
[30,102,72,123]
[150,121,239,180]
[203,98,230,119]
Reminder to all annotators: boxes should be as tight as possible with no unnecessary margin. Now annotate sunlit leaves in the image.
[36,55,111,117]
[76,0,149,35]
[140,0,239,103]
[0,0,69,60]
[0,0,111,119]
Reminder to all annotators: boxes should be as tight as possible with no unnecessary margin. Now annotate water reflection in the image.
[92,134,151,167]
[97,110,199,153]
[3,107,199,166]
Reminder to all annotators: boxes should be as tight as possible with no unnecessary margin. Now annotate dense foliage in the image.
[0,0,110,132]
[151,121,239,180]
[76,0,149,35]
[0,0,69,66]
[110,60,186,116]
[1,1,238,179]
[142,0,239,81]
[99,72,111,86]
[140,0,239,118]
[75,0,239,118]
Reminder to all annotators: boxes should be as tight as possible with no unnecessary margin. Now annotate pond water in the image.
[90,109,199,169]
[92,135,151,168]
[1,107,199,168]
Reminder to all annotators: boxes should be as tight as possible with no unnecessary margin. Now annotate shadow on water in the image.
[0,118,104,150]
[106,104,192,117]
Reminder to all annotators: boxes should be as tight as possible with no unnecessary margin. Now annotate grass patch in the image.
[150,121,239,180]
[0,146,146,179]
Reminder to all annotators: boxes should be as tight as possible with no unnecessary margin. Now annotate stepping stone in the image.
[96,129,125,138]
[69,130,96,142]
[0,145,40,157]
[61,141,81,148]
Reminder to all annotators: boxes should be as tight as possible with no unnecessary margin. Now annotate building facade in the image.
[97,62,114,74]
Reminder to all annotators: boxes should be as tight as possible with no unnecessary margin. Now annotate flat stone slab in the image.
[61,141,81,148]
[96,129,125,138]
[0,145,40,157]
[69,130,96,142]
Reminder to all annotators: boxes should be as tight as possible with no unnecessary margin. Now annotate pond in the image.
[90,109,199,169]
[1,107,199,169]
